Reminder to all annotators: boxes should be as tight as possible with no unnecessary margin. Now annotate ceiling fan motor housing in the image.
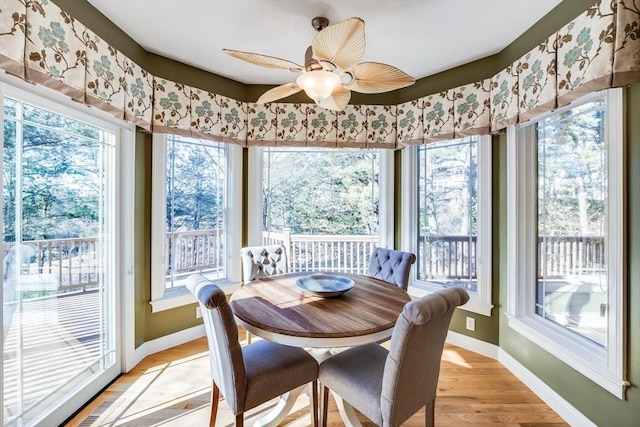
[307,16,330,71]
[311,17,329,31]
[304,46,324,72]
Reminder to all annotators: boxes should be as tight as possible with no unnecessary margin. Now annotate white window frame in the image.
[403,135,493,316]
[506,88,628,398]
[150,134,242,312]
[247,147,394,250]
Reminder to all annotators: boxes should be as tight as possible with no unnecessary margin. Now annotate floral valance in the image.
[0,0,638,147]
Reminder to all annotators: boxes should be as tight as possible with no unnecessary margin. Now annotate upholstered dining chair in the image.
[240,244,288,283]
[367,247,416,290]
[187,274,319,427]
[239,244,288,342]
[318,287,469,427]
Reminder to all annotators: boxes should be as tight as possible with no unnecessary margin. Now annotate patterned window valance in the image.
[0,0,638,148]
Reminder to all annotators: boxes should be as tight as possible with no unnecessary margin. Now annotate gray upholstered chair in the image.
[186,274,319,427]
[319,287,469,427]
[240,244,288,284]
[239,244,288,343]
[367,247,416,290]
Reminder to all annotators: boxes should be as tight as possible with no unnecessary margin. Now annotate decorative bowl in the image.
[296,274,354,297]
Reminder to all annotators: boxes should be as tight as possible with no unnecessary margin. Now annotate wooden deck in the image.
[66,336,568,426]
[3,291,106,424]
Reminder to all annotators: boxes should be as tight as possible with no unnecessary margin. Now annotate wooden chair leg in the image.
[321,385,329,427]
[209,382,220,427]
[235,413,244,427]
[311,380,319,427]
[425,398,435,427]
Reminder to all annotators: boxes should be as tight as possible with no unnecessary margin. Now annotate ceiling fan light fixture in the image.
[296,70,341,104]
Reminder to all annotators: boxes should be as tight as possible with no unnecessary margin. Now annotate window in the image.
[1,80,133,425]
[507,89,627,397]
[403,135,492,316]
[151,134,241,312]
[248,147,393,275]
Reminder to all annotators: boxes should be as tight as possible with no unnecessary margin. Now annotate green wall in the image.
[133,130,148,347]
[51,1,640,425]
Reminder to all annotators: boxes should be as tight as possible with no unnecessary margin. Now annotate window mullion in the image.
[151,134,169,303]
[605,88,626,380]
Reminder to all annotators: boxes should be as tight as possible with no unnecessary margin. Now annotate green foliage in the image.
[263,149,379,235]
[3,100,105,242]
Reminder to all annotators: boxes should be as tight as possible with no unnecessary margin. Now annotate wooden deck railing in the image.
[166,229,224,275]
[2,232,605,292]
[417,234,606,280]
[3,238,100,293]
[264,230,378,275]
[417,235,478,280]
[538,235,605,277]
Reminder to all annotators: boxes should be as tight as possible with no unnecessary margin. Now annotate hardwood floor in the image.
[66,333,568,426]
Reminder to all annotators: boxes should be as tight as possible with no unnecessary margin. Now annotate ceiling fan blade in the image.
[256,83,303,104]
[348,62,415,94]
[222,49,304,72]
[317,86,351,111]
[311,17,365,71]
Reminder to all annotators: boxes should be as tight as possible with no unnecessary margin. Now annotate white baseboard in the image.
[446,330,500,360]
[128,325,206,371]
[498,349,596,427]
[446,331,594,427]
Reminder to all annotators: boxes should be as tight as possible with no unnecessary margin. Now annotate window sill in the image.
[150,280,241,313]
[408,284,493,317]
[506,313,629,399]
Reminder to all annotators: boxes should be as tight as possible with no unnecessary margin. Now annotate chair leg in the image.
[209,382,220,427]
[320,385,329,427]
[311,380,319,427]
[425,398,435,427]
[235,414,244,427]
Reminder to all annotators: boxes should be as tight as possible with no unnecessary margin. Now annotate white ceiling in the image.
[87,0,562,85]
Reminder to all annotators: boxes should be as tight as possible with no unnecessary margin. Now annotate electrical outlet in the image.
[465,316,475,331]
[196,307,202,319]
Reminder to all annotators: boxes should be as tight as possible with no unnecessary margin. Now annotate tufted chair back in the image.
[240,244,288,284]
[367,247,416,290]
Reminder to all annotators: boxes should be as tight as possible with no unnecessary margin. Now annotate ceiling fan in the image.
[222,17,415,111]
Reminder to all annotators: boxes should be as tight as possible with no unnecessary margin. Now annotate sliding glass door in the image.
[2,87,122,426]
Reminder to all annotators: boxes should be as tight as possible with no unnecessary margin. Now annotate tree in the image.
[263,148,379,235]
[418,138,478,238]
[538,100,605,237]
[166,138,225,233]
[3,100,104,242]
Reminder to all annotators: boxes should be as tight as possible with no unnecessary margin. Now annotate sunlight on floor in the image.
[68,343,315,426]
[442,348,473,369]
[67,336,567,426]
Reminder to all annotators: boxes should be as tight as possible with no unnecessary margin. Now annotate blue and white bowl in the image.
[296,274,354,297]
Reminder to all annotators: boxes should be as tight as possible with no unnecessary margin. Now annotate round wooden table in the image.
[230,272,411,348]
